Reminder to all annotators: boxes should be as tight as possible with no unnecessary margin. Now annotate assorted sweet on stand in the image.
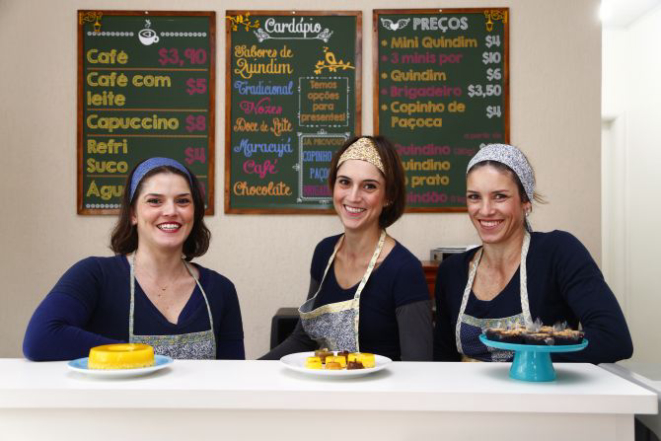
[305,348,376,370]
[484,319,585,346]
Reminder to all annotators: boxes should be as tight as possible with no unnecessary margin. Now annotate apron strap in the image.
[314,235,345,298]
[304,230,386,306]
[351,230,386,351]
[519,232,533,327]
[455,231,532,355]
[129,254,137,338]
[353,230,387,302]
[299,230,387,352]
[129,253,216,352]
[183,261,216,347]
[455,248,482,354]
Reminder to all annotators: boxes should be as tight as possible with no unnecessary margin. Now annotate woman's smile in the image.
[132,173,195,252]
[156,222,183,232]
[466,165,530,245]
[333,160,386,232]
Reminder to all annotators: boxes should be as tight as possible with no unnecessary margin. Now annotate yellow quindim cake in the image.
[305,356,322,369]
[88,343,155,370]
[325,355,347,368]
[348,352,375,368]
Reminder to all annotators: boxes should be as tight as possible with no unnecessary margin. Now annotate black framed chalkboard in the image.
[225,11,361,214]
[374,9,509,212]
[77,10,215,215]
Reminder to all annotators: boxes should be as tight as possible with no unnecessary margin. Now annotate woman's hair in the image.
[110,161,210,260]
[468,160,545,204]
[328,135,406,228]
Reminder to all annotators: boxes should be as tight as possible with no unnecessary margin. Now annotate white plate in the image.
[67,355,173,378]
[280,352,392,377]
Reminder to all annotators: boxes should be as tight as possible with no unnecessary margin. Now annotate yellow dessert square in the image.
[356,353,376,368]
[305,356,322,369]
[325,355,346,368]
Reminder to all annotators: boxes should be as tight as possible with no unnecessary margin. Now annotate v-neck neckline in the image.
[123,255,204,328]
[470,266,521,304]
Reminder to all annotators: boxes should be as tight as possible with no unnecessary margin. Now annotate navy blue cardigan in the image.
[433,230,633,363]
[23,255,245,361]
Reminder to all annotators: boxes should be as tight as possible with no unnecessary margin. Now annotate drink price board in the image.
[77,11,216,214]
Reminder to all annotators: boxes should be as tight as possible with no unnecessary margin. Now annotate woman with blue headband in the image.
[433,144,632,364]
[23,158,244,361]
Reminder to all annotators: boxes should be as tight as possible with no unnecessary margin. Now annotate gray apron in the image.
[129,254,216,359]
[299,230,386,352]
[455,231,532,362]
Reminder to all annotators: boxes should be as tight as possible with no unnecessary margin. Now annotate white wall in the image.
[601,28,628,310]
[602,6,661,363]
[0,0,603,359]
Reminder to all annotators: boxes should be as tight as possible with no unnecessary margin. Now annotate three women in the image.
[24,142,633,365]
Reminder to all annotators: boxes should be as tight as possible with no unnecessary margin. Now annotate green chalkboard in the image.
[374,9,509,212]
[225,11,361,213]
[77,10,215,215]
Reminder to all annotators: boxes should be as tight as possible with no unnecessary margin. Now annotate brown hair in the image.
[468,160,546,204]
[328,135,406,229]
[110,161,210,260]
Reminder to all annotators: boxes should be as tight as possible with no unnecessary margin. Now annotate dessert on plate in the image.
[484,320,585,346]
[304,349,376,370]
[88,343,155,369]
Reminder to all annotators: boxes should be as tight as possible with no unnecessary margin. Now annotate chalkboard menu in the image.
[374,9,509,212]
[225,11,361,213]
[77,11,215,215]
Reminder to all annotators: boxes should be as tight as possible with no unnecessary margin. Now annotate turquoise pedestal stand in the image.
[479,335,589,382]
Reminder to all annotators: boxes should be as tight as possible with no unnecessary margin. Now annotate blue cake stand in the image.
[479,334,588,382]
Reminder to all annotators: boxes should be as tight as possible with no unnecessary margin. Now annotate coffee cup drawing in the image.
[139,28,159,46]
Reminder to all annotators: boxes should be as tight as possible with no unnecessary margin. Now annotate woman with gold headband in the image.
[433,144,632,363]
[262,136,432,361]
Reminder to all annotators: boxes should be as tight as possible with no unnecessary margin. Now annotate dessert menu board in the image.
[225,11,361,213]
[374,9,509,212]
[77,11,215,215]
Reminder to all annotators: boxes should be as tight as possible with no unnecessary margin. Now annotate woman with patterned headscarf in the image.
[433,144,632,363]
[262,136,432,361]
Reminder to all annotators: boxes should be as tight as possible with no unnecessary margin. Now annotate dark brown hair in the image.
[110,161,210,260]
[328,135,406,229]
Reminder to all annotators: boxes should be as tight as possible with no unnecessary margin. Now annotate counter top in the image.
[0,359,656,415]
[601,362,661,439]
[602,362,661,387]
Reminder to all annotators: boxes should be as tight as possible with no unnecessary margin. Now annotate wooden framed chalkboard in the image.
[374,9,509,212]
[77,10,215,215]
[225,11,361,214]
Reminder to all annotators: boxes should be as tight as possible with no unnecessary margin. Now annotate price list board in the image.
[225,11,361,213]
[77,11,215,215]
[374,9,509,212]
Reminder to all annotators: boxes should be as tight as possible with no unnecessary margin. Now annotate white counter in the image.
[602,362,661,439]
[0,359,656,441]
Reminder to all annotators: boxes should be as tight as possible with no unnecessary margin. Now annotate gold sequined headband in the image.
[337,138,385,173]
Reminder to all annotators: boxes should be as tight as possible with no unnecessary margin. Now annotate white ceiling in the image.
[602,0,661,28]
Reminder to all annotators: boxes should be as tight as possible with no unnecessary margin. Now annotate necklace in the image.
[143,270,173,294]
[134,254,185,294]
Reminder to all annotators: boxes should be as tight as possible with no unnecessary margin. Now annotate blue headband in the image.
[129,157,193,201]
